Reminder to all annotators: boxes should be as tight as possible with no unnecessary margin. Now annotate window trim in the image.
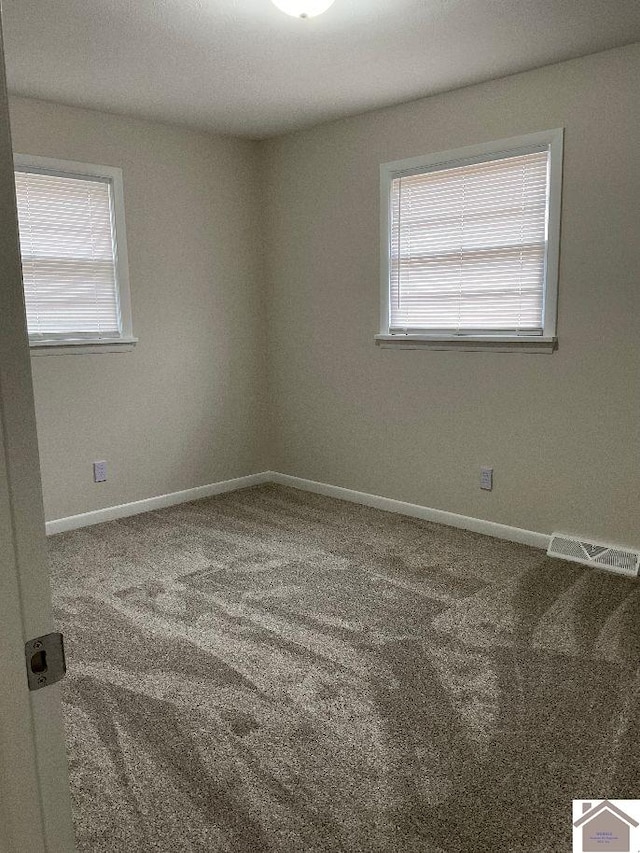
[377,129,564,352]
[13,153,137,356]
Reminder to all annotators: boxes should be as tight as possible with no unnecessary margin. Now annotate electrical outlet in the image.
[93,460,107,483]
[480,466,493,491]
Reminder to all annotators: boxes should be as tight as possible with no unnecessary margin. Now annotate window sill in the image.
[374,334,557,353]
[29,337,138,357]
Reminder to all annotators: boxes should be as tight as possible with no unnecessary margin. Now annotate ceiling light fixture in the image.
[271,0,336,18]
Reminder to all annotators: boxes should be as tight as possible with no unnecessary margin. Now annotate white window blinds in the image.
[14,168,122,341]
[389,149,551,334]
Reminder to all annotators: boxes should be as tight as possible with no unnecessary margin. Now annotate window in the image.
[14,154,136,354]
[377,129,563,352]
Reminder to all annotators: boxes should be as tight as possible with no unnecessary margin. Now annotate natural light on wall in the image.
[271,0,335,18]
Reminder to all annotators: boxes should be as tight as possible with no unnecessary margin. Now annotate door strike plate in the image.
[25,632,66,691]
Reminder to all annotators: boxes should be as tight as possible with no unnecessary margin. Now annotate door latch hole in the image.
[30,650,48,674]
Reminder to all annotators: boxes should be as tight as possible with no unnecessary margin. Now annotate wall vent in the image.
[547,533,640,578]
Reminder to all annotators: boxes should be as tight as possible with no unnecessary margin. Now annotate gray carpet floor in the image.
[48,484,640,853]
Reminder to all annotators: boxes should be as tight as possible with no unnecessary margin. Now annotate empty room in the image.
[0,1,639,851]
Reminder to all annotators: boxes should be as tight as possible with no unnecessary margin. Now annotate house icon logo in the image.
[573,800,640,852]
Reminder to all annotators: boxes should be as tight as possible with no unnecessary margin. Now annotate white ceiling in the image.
[3,0,640,139]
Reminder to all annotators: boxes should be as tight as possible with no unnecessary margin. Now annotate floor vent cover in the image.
[547,533,640,578]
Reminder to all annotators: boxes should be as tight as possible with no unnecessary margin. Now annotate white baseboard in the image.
[46,468,549,549]
[267,471,550,550]
[45,472,272,535]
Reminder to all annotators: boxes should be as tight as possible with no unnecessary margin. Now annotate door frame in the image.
[0,10,75,852]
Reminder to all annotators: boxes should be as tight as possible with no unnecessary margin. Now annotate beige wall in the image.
[263,44,640,548]
[9,97,268,521]
[9,44,640,547]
